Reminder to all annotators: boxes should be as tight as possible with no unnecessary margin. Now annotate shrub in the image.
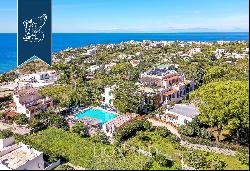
[154,153,173,167]
[14,114,28,125]
[236,152,249,166]
[142,158,154,170]
[115,118,149,142]
[179,125,195,136]
[92,131,110,144]
[156,127,171,138]
[197,127,213,139]
[143,120,152,130]
[168,134,181,143]
[185,151,208,169]
[138,133,151,142]
[48,154,60,163]
[55,165,75,170]
[0,112,5,120]
[71,123,88,137]
[210,158,227,170]
[0,129,13,139]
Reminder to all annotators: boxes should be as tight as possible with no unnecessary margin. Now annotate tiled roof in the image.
[163,89,178,96]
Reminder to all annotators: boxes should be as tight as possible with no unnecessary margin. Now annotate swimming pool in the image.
[75,108,117,124]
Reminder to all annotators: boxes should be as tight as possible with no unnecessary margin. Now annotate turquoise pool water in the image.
[75,108,117,124]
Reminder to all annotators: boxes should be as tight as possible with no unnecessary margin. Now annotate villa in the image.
[189,48,201,55]
[11,87,53,119]
[0,71,58,92]
[139,64,195,112]
[155,104,200,126]
[0,136,45,170]
[86,48,97,56]
[215,48,226,54]
[15,71,58,86]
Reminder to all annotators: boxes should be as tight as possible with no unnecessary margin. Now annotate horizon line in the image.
[0,31,249,34]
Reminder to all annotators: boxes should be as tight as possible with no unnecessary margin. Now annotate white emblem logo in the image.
[23,14,47,43]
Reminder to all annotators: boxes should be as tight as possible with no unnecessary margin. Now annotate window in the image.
[184,119,189,124]
[109,99,113,105]
[109,91,112,96]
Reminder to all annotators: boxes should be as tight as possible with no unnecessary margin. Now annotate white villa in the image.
[215,48,226,54]
[0,71,58,91]
[190,48,201,55]
[15,71,58,84]
[101,86,115,106]
[0,137,44,170]
[155,104,200,126]
[12,87,53,119]
[86,48,97,56]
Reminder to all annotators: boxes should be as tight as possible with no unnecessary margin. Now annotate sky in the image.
[0,0,249,33]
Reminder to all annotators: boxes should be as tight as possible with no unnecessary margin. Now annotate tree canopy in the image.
[190,80,249,142]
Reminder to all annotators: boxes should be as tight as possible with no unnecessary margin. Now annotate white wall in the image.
[0,137,15,150]
[16,153,44,170]
[103,87,114,106]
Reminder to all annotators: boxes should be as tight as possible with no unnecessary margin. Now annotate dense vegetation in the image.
[22,128,174,170]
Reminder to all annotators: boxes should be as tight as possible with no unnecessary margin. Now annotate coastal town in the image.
[0,40,249,170]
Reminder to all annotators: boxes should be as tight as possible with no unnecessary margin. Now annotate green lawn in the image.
[126,130,249,170]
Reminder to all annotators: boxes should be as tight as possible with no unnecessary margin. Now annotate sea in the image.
[0,32,249,74]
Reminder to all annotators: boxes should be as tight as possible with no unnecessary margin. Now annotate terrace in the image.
[0,143,43,170]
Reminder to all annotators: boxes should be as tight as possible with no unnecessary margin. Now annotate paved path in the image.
[148,118,180,138]
[148,118,236,156]
[0,121,31,135]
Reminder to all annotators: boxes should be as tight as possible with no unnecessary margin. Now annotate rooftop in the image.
[168,104,199,118]
[142,64,177,77]
[0,143,42,170]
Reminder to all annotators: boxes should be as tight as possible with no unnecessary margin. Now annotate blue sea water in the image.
[0,32,249,74]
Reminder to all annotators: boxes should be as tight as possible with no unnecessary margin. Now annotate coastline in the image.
[0,32,249,74]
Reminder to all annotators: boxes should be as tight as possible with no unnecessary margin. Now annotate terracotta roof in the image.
[166,113,178,119]
[5,111,18,117]
[8,102,16,107]
[163,89,178,96]
[163,75,180,81]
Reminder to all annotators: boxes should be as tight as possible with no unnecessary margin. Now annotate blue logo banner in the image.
[18,0,52,66]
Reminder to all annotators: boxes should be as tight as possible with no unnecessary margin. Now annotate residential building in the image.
[104,63,117,71]
[139,64,195,112]
[87,65,100,73]
[215,48,226,54]
[190,48,201,55]
[14,71,58,88]
[155,104,199,126]
[101,86,115,106]
[86,48,97,56]
[12,87,53,119]
[0,137,44,170]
